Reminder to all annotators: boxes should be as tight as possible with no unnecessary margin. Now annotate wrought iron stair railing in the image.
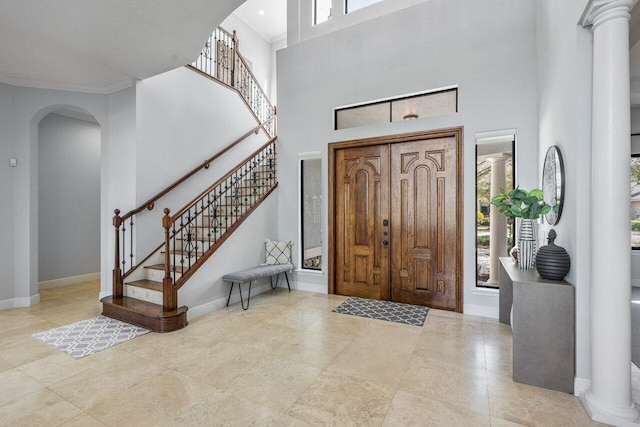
[111,118,273,296]
[190,26,276,138]
[160,139,277,310]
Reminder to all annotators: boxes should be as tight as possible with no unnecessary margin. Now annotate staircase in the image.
[101,26,277,332]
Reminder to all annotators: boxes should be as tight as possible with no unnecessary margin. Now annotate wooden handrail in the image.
[171,137,276,221]
[120,118,274,222]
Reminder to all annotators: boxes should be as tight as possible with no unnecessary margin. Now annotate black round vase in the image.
[536,229,570,281]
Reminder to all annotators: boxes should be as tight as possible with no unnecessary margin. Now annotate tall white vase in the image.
[518,218,536,269]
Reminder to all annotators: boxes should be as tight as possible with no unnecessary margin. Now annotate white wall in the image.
[221,14,272,97]
[38,113,100,282]
[536,0,592,386]
[0,83,15,302]
[270,38,287,105]
[277,0,539,312]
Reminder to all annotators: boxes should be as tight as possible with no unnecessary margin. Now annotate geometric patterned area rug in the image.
[333,297,429,327]
[32,315,149,359]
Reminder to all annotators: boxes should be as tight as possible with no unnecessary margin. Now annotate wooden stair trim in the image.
[125,279,163,292]
[145,263,187,273]
[101,296,188,333]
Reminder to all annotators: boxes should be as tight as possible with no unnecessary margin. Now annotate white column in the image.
[486,155,508,286]
[581,0,639,424]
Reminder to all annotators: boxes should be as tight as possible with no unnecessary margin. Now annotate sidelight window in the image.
[475,132,515,288]
[300,155,323,270]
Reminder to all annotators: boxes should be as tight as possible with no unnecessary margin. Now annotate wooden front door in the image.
[334,144,391,300]
[330,129,462,312]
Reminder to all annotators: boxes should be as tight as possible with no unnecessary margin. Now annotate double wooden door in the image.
[331,129,462,311]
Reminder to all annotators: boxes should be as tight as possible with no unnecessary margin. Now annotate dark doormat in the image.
[333,297,429,327]
[632,288,640,367]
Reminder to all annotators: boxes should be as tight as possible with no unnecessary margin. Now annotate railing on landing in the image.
[190,27,276,139]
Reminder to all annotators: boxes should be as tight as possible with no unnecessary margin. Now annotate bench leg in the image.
[226,283,235,307]
[284,271,291,292]
[270,274,278,290]
[238,281,253,310]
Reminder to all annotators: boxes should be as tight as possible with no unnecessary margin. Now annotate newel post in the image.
[113,209,123,298]
[162,208,177,311]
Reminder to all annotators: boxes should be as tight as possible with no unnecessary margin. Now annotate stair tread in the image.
[145,264,188,273]
[101,296,187,317]
[126,279,163,292]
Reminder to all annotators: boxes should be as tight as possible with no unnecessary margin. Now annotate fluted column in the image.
[486,154,508,286]
[581,0,639,424]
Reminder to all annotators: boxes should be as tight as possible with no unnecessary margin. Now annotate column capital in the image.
[581,0,637,29]
[484,153,511,163]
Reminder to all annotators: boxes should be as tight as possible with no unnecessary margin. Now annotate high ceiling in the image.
[233,0,287,43]
[0,0,635,100]
[0,0,246,93]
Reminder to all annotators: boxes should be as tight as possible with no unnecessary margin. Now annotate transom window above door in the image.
[334,88,458,130]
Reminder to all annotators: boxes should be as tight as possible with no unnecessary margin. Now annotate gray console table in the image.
[498,257,575,393]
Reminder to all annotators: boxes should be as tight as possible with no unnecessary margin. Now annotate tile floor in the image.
[0,281,607,426]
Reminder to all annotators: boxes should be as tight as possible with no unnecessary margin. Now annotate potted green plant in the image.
[491,187,550,268]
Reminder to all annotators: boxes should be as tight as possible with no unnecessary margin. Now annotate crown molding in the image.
[0,74,135,95]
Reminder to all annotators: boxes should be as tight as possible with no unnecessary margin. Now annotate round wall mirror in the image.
[542,145,564,225]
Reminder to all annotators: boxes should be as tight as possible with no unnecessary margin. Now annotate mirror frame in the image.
[542,145,565,225]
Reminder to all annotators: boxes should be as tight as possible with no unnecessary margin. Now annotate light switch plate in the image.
[9,158,17,167]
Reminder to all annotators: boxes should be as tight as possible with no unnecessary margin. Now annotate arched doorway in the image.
[36,107,102,318]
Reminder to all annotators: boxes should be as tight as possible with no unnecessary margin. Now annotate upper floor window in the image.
[345,0,383,14]
[314,0,385,26]
[314,0,331,25]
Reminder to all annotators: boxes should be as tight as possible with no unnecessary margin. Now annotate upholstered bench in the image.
[223,263,292,310]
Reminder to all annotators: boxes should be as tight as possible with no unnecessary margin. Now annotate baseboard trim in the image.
[187,281,275,321]
[39,272,100,289]
[574,377,591,397]
[464,303,499,319]
[292,281,327,294]
[0,293,40,310]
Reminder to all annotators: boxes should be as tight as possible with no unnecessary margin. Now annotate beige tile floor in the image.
[0,281,607,426]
